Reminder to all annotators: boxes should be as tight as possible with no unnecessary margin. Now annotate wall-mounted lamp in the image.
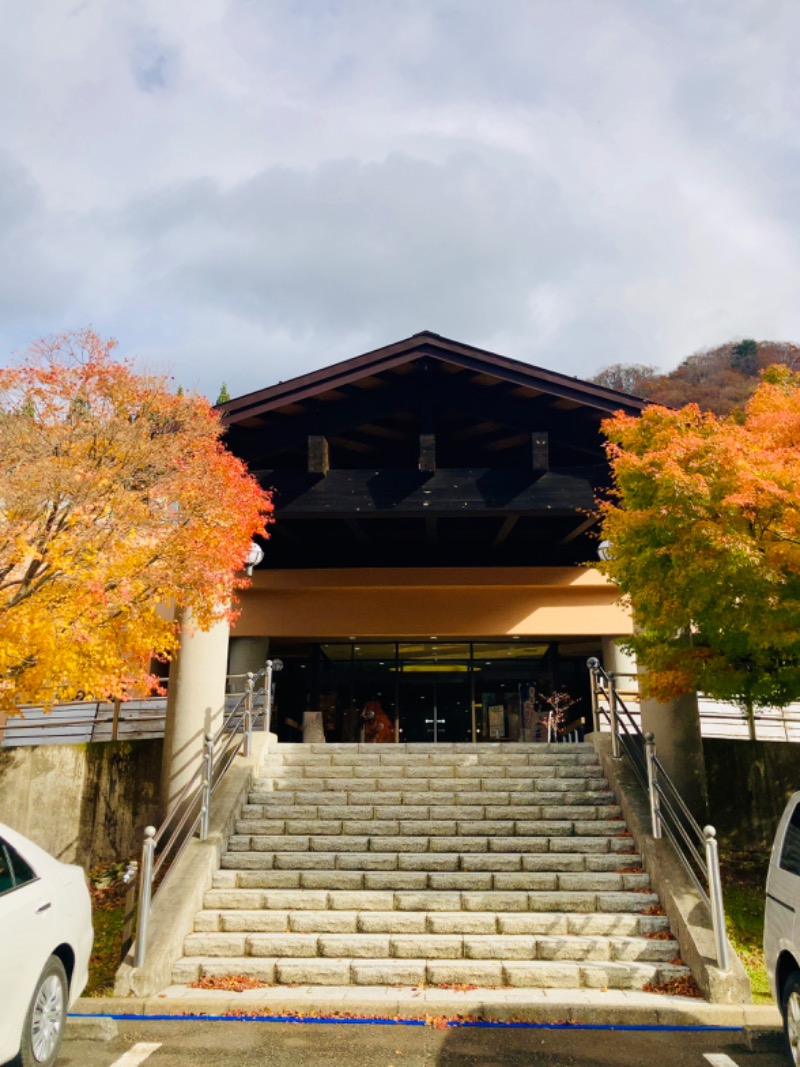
[245,541,265,575]
[597,540,614,562]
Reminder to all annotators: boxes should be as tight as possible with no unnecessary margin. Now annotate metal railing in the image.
[0,697,168,746]
[587,658,730,970]
[7,678,800,747]
[588,672,800,744]
[133,661,279,968]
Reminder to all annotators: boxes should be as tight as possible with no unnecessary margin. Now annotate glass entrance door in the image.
[398,677,471,742]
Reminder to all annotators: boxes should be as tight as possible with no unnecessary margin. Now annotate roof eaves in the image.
[218,330,649,423]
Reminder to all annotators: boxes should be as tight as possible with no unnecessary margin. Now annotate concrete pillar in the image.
[640,690,708,822]
[227,637,270,692]
[160,611,230,811]
[601,637,638,698]
[602,635,708,820]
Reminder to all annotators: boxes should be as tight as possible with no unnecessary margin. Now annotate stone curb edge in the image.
[66,1015,119,1040]
[73,993,782,1029]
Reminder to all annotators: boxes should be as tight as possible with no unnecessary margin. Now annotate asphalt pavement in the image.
[55,1017,788,1067]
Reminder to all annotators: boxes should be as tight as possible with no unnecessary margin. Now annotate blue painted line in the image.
[69,1012,744,1032]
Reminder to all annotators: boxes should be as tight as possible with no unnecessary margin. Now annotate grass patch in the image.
[721,850,772,1005]
[85,862,130,996]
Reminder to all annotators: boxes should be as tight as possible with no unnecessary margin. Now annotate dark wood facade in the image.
[220,332,646,570]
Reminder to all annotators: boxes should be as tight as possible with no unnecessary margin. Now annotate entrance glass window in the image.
[249,639,600,744]
[397,643,471,743]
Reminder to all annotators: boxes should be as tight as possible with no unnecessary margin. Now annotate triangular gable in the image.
[219,331,648,424]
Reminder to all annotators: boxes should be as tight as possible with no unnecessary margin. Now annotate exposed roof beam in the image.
[308,435,330,475]
[344,517,371,547]
[263,467,601,518]
[269,522,306,547]
[559,514,599,545]
[493,516,518,547]
[232,380,422,458]
[425,515,437,546]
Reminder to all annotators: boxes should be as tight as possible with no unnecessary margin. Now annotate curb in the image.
[66,1015,118,1040]
[74,990,783,1030]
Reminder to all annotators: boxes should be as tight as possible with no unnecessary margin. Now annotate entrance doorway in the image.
[397,677,472,743]
[259,638,599,743]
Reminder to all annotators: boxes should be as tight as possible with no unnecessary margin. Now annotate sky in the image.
[1,0,799,400]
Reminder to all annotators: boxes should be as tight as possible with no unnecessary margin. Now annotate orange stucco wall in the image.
[232,567,631,640]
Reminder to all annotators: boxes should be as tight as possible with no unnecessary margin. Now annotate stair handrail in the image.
[132,665,267,968]
[587,658,730,970]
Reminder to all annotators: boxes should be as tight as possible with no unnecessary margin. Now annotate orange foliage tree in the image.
[0,330,272,710]
[598,365,800,715]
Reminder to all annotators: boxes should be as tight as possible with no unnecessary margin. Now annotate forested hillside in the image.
[591,339,800,414]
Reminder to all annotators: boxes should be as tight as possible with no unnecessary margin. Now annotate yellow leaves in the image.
[0,330,272,710]
[599,365,800,709]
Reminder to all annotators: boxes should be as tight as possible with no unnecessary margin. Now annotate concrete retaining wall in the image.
[704,738,800,852]
[2,732,800,870]
[0,740,162,867]
[592,734,751,1003]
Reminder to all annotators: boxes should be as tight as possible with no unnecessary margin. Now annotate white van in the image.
[765,791,800,1064]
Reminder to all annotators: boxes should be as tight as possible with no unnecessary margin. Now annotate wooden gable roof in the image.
[218,330,648,425]
[220,332,645,569]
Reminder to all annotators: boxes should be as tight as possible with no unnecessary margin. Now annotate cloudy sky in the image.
[0,1,798,399]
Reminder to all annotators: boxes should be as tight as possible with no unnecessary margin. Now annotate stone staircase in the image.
[173,742,690,990]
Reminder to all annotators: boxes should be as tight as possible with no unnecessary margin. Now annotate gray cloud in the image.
[0,153,75,321]
[0,0,799,396]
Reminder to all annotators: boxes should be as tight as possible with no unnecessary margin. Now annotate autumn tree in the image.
[597,365,800,718]
[600,340,800,415]
[731,338,759,377]
[590,363,659,395]
[0,330,272,711]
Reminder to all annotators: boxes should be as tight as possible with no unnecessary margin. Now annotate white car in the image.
[0,822,93,1067]
[765,792,800,1065]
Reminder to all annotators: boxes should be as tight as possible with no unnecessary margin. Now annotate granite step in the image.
[234,802,622,823]
[193,908,669,937]
[172,955,690,990]
[183,930,680,962]
[229,819,625,842]
[201,887,661,913]
[173,742,683,995]
[214,833,637,856]
[267,742,597,758]
[231,810,627,836]
[263,777,609,793]
[246,790,617,807]
[259,764,605,780]
[218,850,642,873]
[210,866,652,892]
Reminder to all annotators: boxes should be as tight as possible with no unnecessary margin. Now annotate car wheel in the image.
[783,971,800,1067]
[19,955,68,1067]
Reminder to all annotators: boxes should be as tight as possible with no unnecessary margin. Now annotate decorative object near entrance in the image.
[362,700,394,743]
[302,712,325,743]
[535,689,580,743]
[488,705,505,739]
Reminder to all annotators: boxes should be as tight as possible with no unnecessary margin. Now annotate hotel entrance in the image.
[254,638,600,744]
[398,678,472,743]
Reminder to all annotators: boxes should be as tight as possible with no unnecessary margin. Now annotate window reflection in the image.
[238,639,599,744]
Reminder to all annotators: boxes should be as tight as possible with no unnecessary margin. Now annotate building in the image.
[210,331,644,747]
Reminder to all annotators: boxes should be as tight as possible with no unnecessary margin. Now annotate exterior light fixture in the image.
[597,540,614,562]
[244,541,264,575]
